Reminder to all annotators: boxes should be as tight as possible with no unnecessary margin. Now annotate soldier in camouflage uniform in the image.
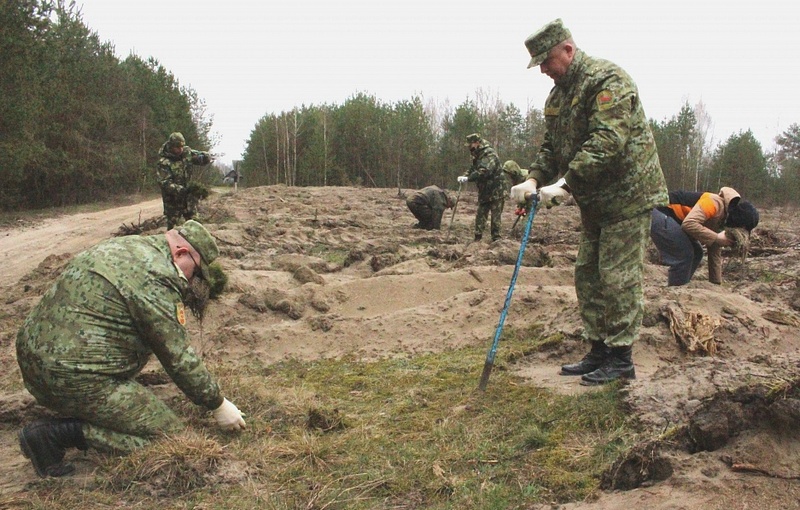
[157,132,213,229]
[510,19,668,385]
[502,160,528,189]
[16,220,245,478]
[457,133,505,242]
[406,185,455,230]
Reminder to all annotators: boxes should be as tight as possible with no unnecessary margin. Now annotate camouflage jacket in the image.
[157,142,211,193]
[15,235,223,410]
[527,50,668,226]
[464,141,504,204]
[412,186,450,213]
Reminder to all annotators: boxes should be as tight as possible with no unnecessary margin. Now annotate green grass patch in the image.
[309,244,351,266]
[7,338,639,509]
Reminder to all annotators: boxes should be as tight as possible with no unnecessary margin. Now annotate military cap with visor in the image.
[167,132,186,148]
[177,220,219,280]
[524,18,572,69]
[465,133,481,145]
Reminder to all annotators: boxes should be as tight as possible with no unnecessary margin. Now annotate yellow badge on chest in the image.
[176,302,186,326]
[596,90,614,110]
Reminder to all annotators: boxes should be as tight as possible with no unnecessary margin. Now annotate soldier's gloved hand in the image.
[539,178,571,208]
[510,178,538,204]
[213,398,246,431]
[457,175,469,184]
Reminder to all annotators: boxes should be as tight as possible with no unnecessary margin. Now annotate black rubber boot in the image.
[19,418,88,478]
[560,340,609,376]
[580,346,636,386]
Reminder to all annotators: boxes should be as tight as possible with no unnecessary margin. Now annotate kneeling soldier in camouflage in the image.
[16,220,245,477]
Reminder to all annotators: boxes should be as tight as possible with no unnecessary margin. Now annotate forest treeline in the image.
[0,0,213,210]
[240,95,800,207]
[3,1,799,212]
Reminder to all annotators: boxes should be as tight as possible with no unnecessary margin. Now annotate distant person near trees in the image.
[650,187,759,286]
[157,132,213,229]
[457,133,505,242]
[509,19,668,385]
[16,220,245,478]
[406,185,455,230]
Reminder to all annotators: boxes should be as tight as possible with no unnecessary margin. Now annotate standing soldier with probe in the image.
[457,133,505,243]
[510,19,668,385]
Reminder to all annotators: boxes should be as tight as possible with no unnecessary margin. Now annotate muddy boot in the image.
[580,346,636,386]
[19,418,88,478]
[560,340,609,376]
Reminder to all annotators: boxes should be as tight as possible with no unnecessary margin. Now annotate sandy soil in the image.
[1,185,799,508]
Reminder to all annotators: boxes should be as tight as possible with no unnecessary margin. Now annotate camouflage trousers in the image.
[161,186,199,230]
[575,212,650,348]
[20,363,182,454]
[407,196,443,230]
[475,198,504,241]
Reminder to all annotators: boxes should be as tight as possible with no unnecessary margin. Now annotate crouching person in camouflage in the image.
[406,185,455,230]
[157,132,213,229]
[16,220,245,478]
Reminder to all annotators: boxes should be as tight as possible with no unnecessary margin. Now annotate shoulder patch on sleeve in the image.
[596,90,614,110]
[176,302,186,326]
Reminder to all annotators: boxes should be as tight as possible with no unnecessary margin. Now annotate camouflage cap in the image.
[168,132,186,148]
[465,133,481,146]
[524,19,571,69]
[502,160,522,175]
[177,220,219,280]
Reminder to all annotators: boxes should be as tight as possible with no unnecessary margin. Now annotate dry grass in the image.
[5,331,638,509]
[103,430,226,496]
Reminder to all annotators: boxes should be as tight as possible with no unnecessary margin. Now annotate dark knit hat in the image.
[726,200,759,232]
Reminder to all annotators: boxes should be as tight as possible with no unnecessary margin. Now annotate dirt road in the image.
[0,198,162,289]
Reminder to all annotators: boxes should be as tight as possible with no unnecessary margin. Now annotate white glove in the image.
[539,178,571,208]
[457,175,469,184]
[510,178,538,204]
[212,398,246,431]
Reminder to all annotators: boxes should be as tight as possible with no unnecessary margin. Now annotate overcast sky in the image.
[76,0,799,166]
